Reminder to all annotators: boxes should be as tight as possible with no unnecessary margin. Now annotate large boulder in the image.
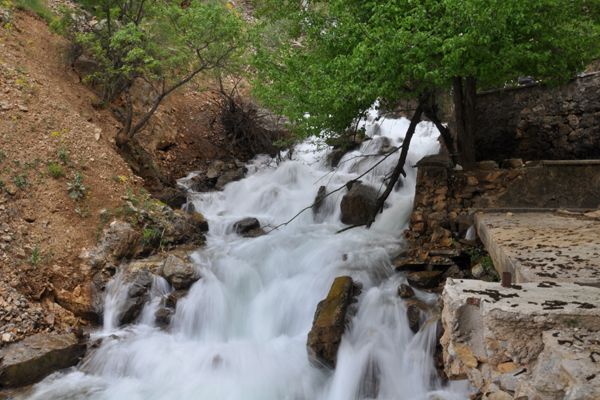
[162,255,199,290]
[119,269,154,325]
[215,169,245,191]
[340,183,378,225]
[307,276,361,369]
[232,217,265,237]
[89,221,141,268]
[0,333,86,388]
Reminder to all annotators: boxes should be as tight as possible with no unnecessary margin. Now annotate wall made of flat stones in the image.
[474,72,600,162]
[406,156,600,251]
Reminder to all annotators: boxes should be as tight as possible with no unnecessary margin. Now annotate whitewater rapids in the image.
[27,112,469,399]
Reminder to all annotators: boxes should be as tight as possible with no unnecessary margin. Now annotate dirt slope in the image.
[0,9,231,343]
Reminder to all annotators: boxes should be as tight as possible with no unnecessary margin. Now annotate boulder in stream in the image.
[120,269,154,325]
[233,217,265,237]
[162,254,200,290]
[0,333,86,388]
[340,183,378,226]
[307,276,361,369]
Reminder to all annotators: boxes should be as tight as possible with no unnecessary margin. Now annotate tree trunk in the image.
[453,76,477,166]
[368,100,425,226]
[115,136,169,189]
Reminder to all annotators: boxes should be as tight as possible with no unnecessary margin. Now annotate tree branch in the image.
[266,144,404,233]
[368,99,425,226]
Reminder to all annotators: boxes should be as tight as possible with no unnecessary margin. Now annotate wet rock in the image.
[233,218,260,235]
[406,270,444,289]
[165,290,188,309]
[312,186,327,216]
[120,270,153,325]
[154,307,173,328]
[340,183,378,226]
[0,333,86,388]
[328,148,347,168]
[215,169,245,191]
[406,303,421,333]
[162,255,199,290]
[307,276,361,369]
[158,209,208,248]
[397,283,415,299]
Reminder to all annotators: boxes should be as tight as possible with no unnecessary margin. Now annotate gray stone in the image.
[162,255,199,290]
[120,270,153,325]
[406,303,421,333]
[0,333,86,388]
[397,283,415,299]
[215,169,245,191]
[233,218,260,235]
[154,307,173,328]
[340,183,378,226]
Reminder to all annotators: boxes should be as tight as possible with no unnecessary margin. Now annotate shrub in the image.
[47,162,65,178]
[67,172,86,200]
[30,245,41,266]
[13,174,27,189]
[57,147,69,164]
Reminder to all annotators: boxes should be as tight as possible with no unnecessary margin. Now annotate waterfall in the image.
[26,113,469,399]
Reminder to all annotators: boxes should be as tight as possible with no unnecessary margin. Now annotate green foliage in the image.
[13,0,54,23]
[252,0,600,138]
[30,244,41,266]
[13,173,27,189]
[141,226,162,247]
[57,147,69,164]
[47,162,65,178]
[60,0,247,111]
[67,172,86,200]
[0,150,6,164]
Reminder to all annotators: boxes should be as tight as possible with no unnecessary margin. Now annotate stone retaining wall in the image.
[406,156,600,251]
[474,72,600,162]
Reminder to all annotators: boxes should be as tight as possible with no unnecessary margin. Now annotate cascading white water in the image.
[26,112,469,400]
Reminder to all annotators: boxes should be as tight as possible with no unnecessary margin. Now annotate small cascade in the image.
[27,114,469,400]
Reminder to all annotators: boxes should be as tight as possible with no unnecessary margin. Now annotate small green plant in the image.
[57,147,69,164]
[141,226,162,245]
[13,174,27,189]
[67,172,86,200]
[47,162,64,178]
[30,245,41,266]
[0,150,6,164]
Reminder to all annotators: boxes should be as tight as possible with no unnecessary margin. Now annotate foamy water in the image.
[27,113,469,400]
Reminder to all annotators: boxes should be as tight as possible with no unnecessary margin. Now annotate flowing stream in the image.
[27,112,469,400]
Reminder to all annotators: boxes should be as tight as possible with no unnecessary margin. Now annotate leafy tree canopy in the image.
[252,0,600,138]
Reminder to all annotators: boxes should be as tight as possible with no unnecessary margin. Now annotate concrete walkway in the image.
[475,211,600,287]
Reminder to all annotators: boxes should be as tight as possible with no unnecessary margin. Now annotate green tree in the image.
[253,0,600,166]
[60,0,246,184]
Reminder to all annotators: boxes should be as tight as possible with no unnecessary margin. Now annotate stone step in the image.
[475,211,600,286]
[441,278,600,398]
